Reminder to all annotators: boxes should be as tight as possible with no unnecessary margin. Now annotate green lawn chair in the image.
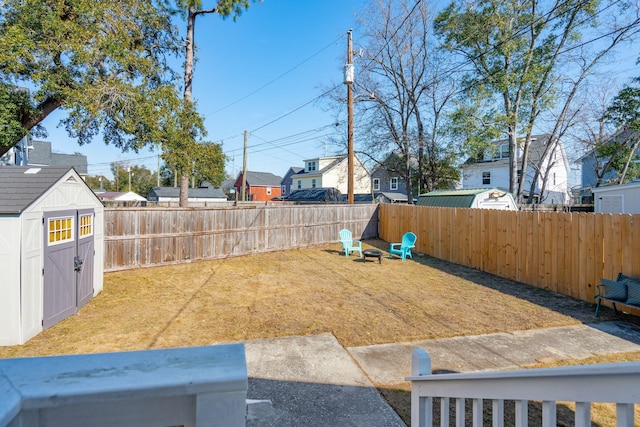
[339,229,362,258]
[388,232,416,262]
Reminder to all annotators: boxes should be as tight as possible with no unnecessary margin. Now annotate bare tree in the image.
[340,0,459,203]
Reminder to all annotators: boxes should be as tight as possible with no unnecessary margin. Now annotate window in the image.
[297,180,301,189]
[266,186,272,195]
[482,172,491,185]
[79,214,93,237]
[499,144,508,159]
[373,178,380,191]
[312,179,317,188]
[390,177,398,190]
[48,216,74,245]
[307,161,317,172]
[281,185,286,194]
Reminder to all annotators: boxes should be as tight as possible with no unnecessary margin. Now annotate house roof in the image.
[219,178,236,191]
[149,187,227,199]
[0,166,80,214]
[241,171,282,186]
[281,167,304,182]
[27,140,88,174]
[417,188,498,208]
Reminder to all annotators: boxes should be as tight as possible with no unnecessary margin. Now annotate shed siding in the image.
[0,217,21,345]
[21,212,44,343]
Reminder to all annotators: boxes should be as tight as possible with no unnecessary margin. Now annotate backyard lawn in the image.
[0,239,603,358]
[1,239,638,425]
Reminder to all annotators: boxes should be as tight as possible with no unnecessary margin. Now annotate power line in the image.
[204,34,344,116]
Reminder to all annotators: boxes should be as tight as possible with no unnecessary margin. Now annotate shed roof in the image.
[0,166,79,214]
[417,189,492,208]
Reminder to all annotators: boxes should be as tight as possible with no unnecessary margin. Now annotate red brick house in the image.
[234,171,283,201]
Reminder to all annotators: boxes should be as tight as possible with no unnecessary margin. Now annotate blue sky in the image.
[43,0,371,180]
[35,0,640,184]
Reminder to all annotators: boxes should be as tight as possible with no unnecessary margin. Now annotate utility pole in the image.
[157,154,160,187]
[345,29,354,205]
[241,130,248,202]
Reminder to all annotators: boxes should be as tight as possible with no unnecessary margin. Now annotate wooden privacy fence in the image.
[104,205,379,271]
[379,204,640,306]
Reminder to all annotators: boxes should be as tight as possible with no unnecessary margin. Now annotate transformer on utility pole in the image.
[345,29,354,205]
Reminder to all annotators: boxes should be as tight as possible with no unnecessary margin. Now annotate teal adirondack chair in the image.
[388,232,416,262]
[339,229,362,258]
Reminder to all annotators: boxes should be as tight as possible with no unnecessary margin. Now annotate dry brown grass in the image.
[1,240,637,425]
[0,240,600,358]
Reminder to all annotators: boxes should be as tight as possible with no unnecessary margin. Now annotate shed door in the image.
[43,209,95,329]
[76,210,95,308]
[43,211,77,329]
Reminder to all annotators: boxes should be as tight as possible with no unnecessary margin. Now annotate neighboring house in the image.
[370,152,410,195]
[94,191,147,202]
[280,167,304,197]
[461,134,569,204]
[575,129,640,204]
[416,188,518,210]
[234,171,283,202]
[591,181,640,214]
[218,178,236,200]
[147,186,227,203]
[1,140,88,177]
[291,155,370,195]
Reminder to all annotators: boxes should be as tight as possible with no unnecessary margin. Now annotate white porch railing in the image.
[407,349,640,427]
[0,344,248,427]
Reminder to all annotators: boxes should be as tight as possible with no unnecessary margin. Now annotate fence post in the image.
[411,349,432,427]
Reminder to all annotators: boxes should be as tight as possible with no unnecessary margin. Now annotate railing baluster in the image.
[407,350,640,427]
[515,400,528,427]
[455,398,465,427]
[472,398,483,426]
[411,349,431,427]
[440,397,449,427]
[575,401,591,427]
[492,399,504,427]
[615,403,634,427]
[541,400,556,427]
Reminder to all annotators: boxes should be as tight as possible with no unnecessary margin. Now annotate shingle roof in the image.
[243,171,283,186]
[148,187,227,199]
[28,140,52,165]
[0,166,74,214]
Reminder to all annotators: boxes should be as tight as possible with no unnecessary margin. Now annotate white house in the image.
[461,134,569,204]
[0,167,104,345]
[291,154,370,194]
[592,181,640,213]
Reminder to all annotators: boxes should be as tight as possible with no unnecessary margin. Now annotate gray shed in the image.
[0,167,104,345]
